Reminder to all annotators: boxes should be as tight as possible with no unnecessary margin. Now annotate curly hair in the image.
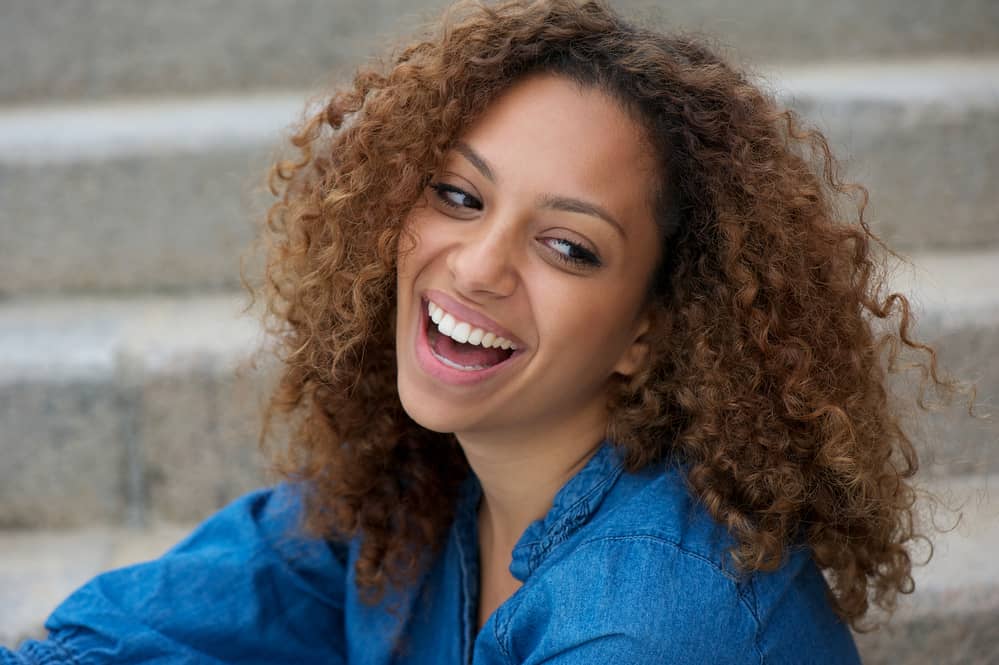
[250,0,969,631]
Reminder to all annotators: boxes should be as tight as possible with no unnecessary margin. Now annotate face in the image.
[395,73,662,442]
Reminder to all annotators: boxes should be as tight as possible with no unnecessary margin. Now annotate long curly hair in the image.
[250,0,969,631]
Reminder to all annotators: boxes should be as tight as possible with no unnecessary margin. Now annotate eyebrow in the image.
[454,141,496,183]
[537,194,626,238]
[453,140,627,238]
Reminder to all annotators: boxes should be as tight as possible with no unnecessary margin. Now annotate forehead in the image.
[451,73,659,227]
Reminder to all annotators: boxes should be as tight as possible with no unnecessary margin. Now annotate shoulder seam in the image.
[572,534,766,664]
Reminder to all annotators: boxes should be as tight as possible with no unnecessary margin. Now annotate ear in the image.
[612,308,653,377]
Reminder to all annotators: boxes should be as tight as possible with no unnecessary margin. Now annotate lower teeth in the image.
[430,347,493,371]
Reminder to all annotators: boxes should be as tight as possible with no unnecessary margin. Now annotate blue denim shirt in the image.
[4,441,861,664]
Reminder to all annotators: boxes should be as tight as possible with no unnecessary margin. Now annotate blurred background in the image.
[1,1,997,661]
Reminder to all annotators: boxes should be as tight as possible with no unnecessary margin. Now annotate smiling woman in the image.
[4,0,965,664]
[396,74,659,443]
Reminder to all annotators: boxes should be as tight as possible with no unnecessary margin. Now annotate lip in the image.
[414,295,524,386]
[422,289,525,348]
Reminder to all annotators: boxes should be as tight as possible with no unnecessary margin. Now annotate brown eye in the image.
[541,237,602,268]
[429,183,483,211]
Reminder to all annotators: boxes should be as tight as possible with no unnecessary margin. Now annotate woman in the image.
[5,0,958,663]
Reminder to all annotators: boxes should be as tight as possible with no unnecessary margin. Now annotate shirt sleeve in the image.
[1,484,349,665]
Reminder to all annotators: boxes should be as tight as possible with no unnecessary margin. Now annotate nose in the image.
[445,216,519,299]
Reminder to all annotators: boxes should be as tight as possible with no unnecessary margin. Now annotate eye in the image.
[428,182,483,212]
[541,237,602,269]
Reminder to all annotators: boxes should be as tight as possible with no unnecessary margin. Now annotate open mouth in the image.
[425,308,516,371]
[418,295,523,379]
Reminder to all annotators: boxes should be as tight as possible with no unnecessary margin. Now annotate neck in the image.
[459,408,607,551]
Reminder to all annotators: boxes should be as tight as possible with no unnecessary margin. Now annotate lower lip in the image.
[414,299,523,386]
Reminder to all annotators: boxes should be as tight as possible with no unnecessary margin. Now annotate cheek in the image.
[536,277,647,364]
[539,288,623,352]
[396,217,435,281]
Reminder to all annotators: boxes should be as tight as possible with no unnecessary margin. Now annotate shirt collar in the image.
[457,440,626,583]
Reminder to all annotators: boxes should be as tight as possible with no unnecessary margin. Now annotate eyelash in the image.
[430,182,482,211]
[427,182,602,269]
[542,238,602,268]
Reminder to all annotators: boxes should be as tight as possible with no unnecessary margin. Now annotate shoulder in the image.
[494,525,762,664]
[33,484,349,664]
[491,465,860,665]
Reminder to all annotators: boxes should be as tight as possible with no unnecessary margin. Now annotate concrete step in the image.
[2,59,997,296]
[0,93,301,295]
[1,473,996,663]
[769,58,999,254]
[0,294,272,528]
[0,251,996,529]
[0,523,190,649]
[852,473,999,665]
[2,0,997,105]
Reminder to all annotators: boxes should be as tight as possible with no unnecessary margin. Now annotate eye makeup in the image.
[426,181,605,271]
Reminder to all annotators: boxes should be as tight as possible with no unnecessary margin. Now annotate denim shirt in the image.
[4,441,861,664]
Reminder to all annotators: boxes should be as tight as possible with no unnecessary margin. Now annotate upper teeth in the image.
[428,301,518,350]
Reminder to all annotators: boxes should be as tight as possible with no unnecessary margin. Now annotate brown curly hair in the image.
[250,0,969,631]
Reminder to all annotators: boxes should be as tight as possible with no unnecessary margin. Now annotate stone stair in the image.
[1,1,996,662]
[4,60,997,295]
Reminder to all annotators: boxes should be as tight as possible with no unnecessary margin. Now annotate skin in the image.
[394,72,662,630]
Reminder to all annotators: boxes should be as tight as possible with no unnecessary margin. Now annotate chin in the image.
[397,374,455,434]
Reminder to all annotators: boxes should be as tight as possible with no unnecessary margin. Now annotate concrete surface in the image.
[0,294,271,526]
[853,473,999,664]
[0,524,190,647]
[772,59,999,253]
[2,0,997,104]
[1,60,997,295]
